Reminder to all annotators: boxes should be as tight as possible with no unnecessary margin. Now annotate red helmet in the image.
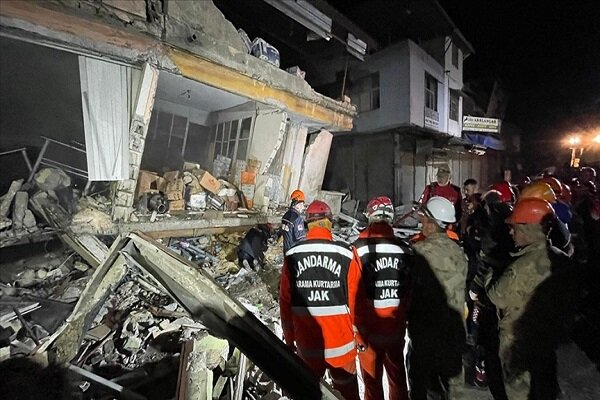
[559,183,572,204]
[507,197,555,225]
[290,189,305,203]
[488,182,515,203]
[366,196,394,221]
[306,200,333,222]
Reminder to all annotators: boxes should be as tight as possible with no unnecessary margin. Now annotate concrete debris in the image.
[73,261,89,272]
[1,244,93,363]
[0,182,40,245]
[12,191,29,231]
[0,179,23,218]
[1,220,341,398]
[71,207,113,234]
[33,167,71,192]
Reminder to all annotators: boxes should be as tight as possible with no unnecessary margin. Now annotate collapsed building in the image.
[0,0,364,398]
[0,0,356,236]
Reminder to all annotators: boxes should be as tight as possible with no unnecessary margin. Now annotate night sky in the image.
[439,1,600,139]
[328,0,600,146]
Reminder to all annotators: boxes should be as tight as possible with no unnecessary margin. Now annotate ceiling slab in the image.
[156,71,248,112]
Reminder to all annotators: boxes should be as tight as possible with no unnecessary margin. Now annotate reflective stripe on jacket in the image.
[280,226,363,367]
[353,222,412,343]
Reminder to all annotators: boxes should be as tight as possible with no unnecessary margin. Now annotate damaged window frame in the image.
[212,116,254,162]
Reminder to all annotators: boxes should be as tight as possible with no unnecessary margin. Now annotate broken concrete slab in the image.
[299,130,334,202]
[176,334,229,400]
[0,179,23,217]
[43,232,340,399]
[33,167,71,191]
[30,191,109,267]
[23,209,36,229]
[12,191,29,231]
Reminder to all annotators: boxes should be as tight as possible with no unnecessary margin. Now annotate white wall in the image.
[352,42,411,133]
[444,37,463,89]
[280,123,308,201]
[408,40,447,132]
[247,109,287,165]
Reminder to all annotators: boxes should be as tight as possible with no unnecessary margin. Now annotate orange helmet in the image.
[520,181,557,203]
[306,200,333,222]
[507,197,555,225]
[538,176,562,197]
[290,189,305,203]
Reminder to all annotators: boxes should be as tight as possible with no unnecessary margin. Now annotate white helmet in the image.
[424,196,456,228]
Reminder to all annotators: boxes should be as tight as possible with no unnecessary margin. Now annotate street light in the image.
[567,135,581,146]
[565,132,600,167]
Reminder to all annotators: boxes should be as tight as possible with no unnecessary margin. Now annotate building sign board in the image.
[463,116,501,133]
[424,108,440,130]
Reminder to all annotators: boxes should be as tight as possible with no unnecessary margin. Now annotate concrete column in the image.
[112,63,159,222]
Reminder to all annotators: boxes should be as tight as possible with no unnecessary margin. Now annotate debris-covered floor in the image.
[0,229,310,399]
[1,168,599,399]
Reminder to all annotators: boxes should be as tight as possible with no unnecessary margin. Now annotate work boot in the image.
[474,360,488,388]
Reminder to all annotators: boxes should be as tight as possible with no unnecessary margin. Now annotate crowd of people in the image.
[273,164,600,400]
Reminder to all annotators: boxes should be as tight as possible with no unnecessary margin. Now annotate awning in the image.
[463,132,505,150]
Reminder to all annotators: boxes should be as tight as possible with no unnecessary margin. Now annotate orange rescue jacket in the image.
[280,226,364,367]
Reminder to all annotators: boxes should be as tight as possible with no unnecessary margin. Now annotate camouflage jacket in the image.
[413,232,468,314]
[486,240,552,335]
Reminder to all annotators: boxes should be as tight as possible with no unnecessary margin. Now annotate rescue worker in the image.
[281,189,306,253]
[420,164,462,223]
[460,178,481,237]
[467,189,513,399]
[237,224,273,270]
[408,196,467,400]
[539,176,573,225]
[279,200,364,400]
[353,196,412,400]
[486,197,555,400]
[519,181,573,257]
[487,181,516,205]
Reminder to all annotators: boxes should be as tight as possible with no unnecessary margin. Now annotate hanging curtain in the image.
[78,56,134,181]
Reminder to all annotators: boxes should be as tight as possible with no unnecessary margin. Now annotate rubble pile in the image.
[168,232,282,324]
[1,224,296,399]
[70,273,204,397]
[0,248,94,362]
[64,237,288,399]
[0,179,42,245]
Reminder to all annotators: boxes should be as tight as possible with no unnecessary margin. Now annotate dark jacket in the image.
[353,222,413,342]
[281,207,306,253]
[470,202,515,300]
[238,225,270,265]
